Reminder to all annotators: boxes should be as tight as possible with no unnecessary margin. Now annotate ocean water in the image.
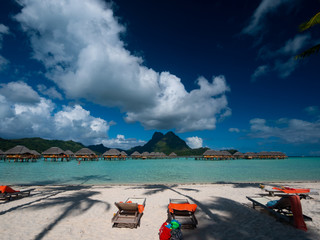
[0,157,320,185]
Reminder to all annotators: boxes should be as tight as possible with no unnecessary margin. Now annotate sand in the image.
[0,182,319,240]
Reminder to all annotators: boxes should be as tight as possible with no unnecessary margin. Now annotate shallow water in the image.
[0,157,319,185]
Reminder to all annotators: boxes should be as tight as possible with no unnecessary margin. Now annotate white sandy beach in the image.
[0,182,319,240]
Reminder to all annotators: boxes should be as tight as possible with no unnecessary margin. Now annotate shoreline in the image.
[10,179,320,187]
[1,182,320,239]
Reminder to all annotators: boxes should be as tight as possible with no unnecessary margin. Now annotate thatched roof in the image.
[131,151,140,156]
[244,152,257,157]
[103,149,120,156]
[220,151,232,156]
[141,152,150,157]
[160,152,166,157]
[31,150,41,156]
[257,151,287,157]
[169,152,177,157]
[233,152,244,156]
[203,150,220,156]
[120,151,127,156]
[75,148,96,156]
[149,152,156,157]
[5,145,32,155]
[0,149,4,155]
[65,150,74,156]
[42,147,65,155]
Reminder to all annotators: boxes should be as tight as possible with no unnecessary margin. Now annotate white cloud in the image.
[101,134,146,150]
[229,128,240,133]
[0,82,111,145]
[249,117,320,144]
[15,0,231,133]
[279,34,311,55]
[125,74,230,132]
[186,136,203,149]
[0,81,40,104]
[251,65,269,81]
[251,34,311,80]
[37,84,63,100]
[0,24,9,70]
[242,0,291,36]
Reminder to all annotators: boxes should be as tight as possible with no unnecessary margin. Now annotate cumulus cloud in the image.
[186,136,203,149]
[125,74,230,132]
[101,134,146,150]
[14,0,230,132]
[0,82,111,145]
[37,84,63,100]
[242,0,291,36]
[229,128,240,133]
[0,81,40,104]
[249,118,320,144]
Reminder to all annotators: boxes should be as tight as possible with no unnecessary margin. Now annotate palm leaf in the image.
[299,12,320,31]
[295,43,320,59]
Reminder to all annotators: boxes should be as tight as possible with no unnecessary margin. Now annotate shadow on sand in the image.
[128,184,317,240]
[1,175,112,240]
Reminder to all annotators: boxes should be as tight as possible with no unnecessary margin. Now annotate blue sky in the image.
[0,0,319,155]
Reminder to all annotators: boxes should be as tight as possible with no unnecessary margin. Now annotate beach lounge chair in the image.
[261,185,318,198]
[167,199,198,229]
[0,185,31,201]
[247,195,312,231]
[111,197,146,228]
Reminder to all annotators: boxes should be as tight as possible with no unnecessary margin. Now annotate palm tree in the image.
[296,11,320,59]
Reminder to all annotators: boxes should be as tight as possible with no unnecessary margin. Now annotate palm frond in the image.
[295,43,320,59]
[299,12,320,32]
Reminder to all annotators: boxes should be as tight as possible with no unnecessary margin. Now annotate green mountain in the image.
[127,131,191,155]
[0,131,210,156]
[0,137,85,153]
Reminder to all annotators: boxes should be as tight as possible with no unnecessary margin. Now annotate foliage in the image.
[0,137,85,153]
[127,131,190,155]
[296,11,320,59]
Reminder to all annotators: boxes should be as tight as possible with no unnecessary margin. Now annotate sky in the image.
[0,0,319,156]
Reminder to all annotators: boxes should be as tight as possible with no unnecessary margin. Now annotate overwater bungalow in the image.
[120,151,127,160]
[169,152,177,158]
[257,151,287,159]
[65,150,75,160]
[149,152,156,158]
[202,149,233,160]
[75,148,98,161]
[141,152,150,159]
[31,150,41,160]
[131,151,141,159]
[244,152,257,159]
[160,152,167,158]
[103,149,122,160]
[42,147,69,161]
[5,145,38,162]
[233,152,244,159]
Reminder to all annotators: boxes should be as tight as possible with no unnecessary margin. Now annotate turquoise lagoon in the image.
[0,157,320,185]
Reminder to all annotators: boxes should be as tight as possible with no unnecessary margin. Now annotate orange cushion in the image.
[168,203,197,213]
[273,187,310,194]
[0,185,19,193]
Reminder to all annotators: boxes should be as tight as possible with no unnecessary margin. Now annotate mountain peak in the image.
[128,131,190,155]
[152,132,164,140]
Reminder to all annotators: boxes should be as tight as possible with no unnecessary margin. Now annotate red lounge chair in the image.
[0,185,31,201]
[167,199,198,229]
